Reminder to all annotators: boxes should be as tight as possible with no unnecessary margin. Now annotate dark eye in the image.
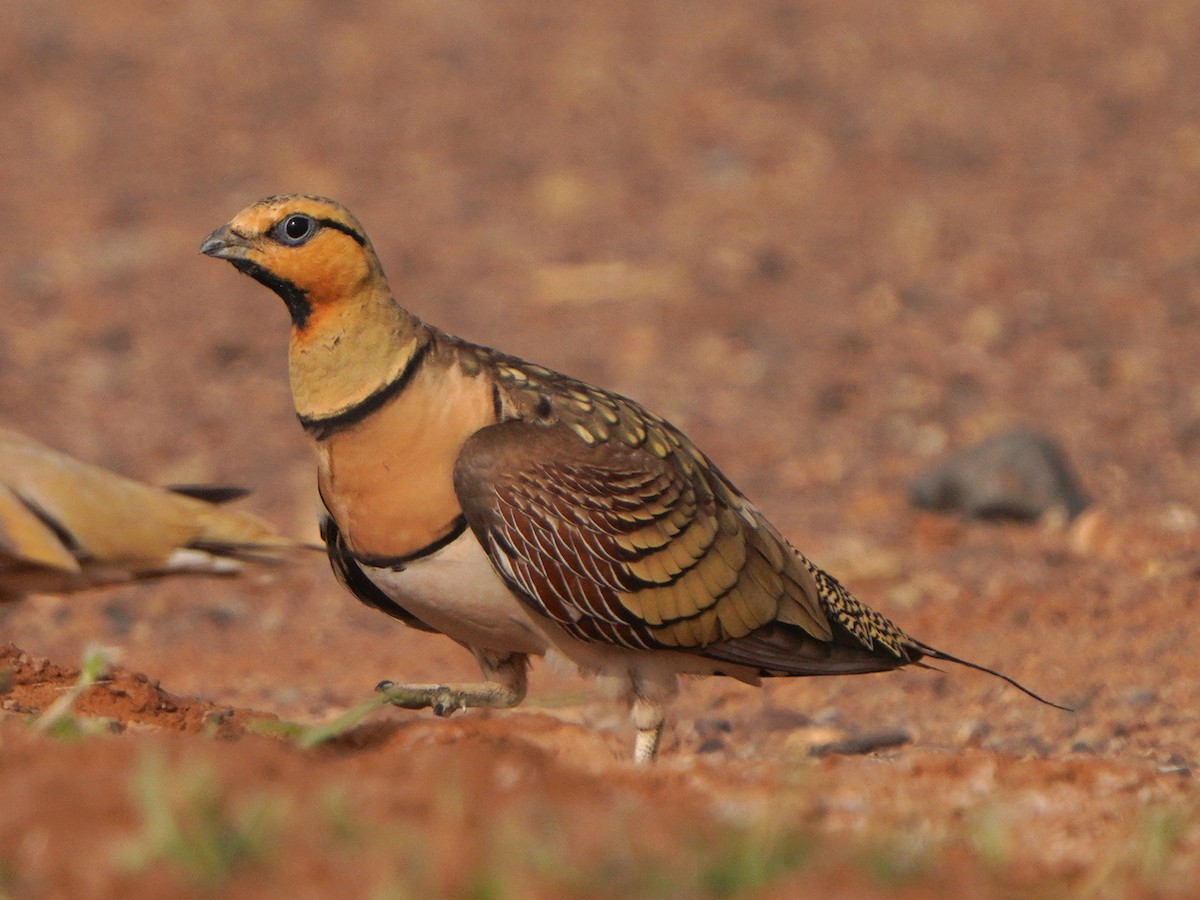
[275,214,317,246]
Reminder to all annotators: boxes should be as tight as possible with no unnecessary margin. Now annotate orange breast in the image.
[316,362,495,559]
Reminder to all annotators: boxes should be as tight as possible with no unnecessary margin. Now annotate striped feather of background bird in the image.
[0,428,304,601]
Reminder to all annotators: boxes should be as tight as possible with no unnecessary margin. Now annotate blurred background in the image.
[3,0,1196,666]
[5,1,1197,509]
[2,1,1200,895]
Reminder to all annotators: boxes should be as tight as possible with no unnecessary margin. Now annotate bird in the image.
[201,194,1067,762]
[0,427,303,601]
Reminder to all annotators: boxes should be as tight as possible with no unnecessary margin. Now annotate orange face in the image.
[200,195,381,328]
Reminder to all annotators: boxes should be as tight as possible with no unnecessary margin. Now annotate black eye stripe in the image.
[271,214,366,247]
[315,217,367,246]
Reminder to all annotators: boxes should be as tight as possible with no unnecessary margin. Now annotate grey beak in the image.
[199,225,252,259]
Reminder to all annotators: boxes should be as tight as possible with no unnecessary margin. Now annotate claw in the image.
[431,689,462,717]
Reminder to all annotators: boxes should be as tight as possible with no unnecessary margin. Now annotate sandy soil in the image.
[2,2,1200,896]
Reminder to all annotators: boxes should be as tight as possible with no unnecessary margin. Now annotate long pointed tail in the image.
[908,639,1074,712]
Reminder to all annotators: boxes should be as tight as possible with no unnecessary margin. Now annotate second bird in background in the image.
[0,427,305,602]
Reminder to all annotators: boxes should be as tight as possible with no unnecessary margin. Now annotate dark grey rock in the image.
[808,729,911,757]
[909,429,1089,521]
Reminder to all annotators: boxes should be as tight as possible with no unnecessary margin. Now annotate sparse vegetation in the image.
[415,795,821,899]
[116,751,283,888]
[248,687,406,748]
[967,804,1014,870]
[32,645,116,739]
[0,857,17,900]
[856,833,931,887]
[1132,805,1189,881]
[1076,803,1196,897]
[697,820,815,897]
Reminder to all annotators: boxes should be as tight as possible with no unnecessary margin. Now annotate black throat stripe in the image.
[298,339,432,440]
[230,258,313,329]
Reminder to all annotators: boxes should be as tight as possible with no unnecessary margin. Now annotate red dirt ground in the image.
[2,2,1200,897]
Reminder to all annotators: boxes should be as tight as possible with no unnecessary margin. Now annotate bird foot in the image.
[374,679,517,715]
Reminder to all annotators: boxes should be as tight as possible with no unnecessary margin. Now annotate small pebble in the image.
[1157,754,1191,776]
[695,717,733,738]
[809,729,911,757]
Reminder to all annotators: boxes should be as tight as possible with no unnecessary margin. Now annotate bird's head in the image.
[200,195,383,330]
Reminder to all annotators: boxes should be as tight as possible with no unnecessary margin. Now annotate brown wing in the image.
[454,413,918,673]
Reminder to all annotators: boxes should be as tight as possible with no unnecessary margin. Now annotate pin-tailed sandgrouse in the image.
[202,195,1065,761]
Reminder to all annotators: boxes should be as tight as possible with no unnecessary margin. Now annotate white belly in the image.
[362,529,759,689]
[363,531,550,656]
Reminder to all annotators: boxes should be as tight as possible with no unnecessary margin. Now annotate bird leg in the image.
[631,697,666,763]
[376,650,528,718]
[629,672,677,763]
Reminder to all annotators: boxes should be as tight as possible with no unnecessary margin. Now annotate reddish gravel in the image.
[2,2,1200,896]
